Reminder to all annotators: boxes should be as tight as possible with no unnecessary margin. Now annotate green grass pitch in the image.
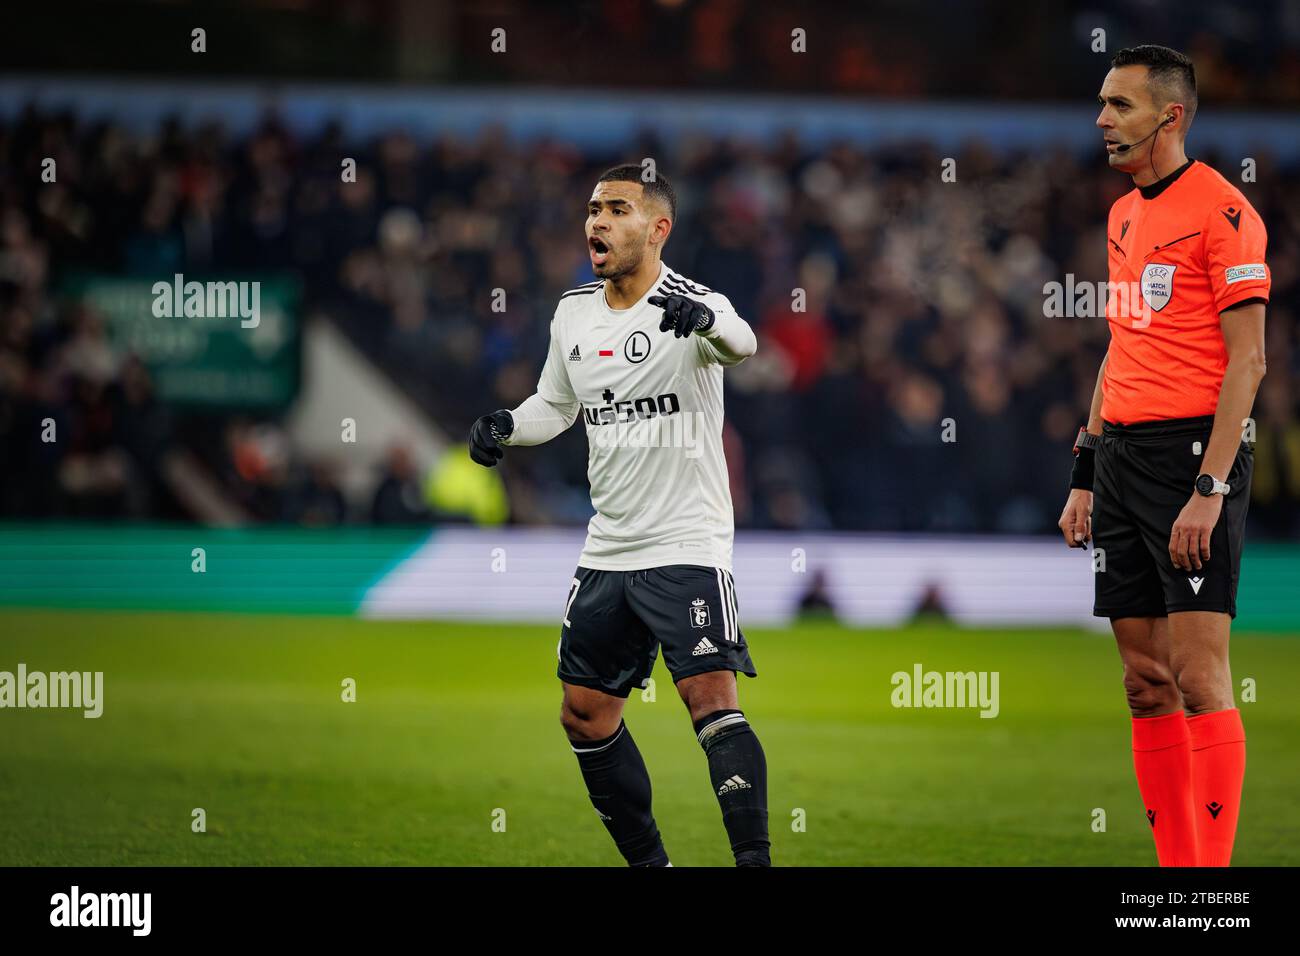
[1,609,1296,866]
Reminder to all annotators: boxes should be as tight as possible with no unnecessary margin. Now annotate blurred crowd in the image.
[1,105,1298,536]
[18,0,1300,107]
[461,0,1300,105]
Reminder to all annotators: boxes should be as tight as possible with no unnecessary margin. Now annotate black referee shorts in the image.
[1092,414,1253,619]
[557,564,757,698]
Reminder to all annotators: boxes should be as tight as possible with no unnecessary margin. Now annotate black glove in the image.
[648,293,715,338]
[469,409,514,467]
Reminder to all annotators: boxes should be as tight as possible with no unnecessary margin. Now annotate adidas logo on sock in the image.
[692,637,718,656]
[568,345,582,362]
[717,775,751,794]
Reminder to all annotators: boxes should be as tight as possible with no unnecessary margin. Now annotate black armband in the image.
[1070,446,1096,491]
[1070,425,1100,491]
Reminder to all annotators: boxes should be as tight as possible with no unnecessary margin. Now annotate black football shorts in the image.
[1092,414,1253,619]
[557,564,757,698]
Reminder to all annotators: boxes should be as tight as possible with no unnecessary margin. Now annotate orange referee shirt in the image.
[1102,159,1270,425]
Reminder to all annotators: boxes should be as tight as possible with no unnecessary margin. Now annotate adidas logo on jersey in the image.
[692,636,718,656]
[569,345,581,362]
[717,775,751,794]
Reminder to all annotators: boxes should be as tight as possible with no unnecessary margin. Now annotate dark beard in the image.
[593,241,645,281]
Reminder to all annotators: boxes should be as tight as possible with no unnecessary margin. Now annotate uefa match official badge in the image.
[690,597,711,628]
[1140,262,1178,312]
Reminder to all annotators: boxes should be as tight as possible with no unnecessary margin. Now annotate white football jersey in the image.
[536,261,746,571]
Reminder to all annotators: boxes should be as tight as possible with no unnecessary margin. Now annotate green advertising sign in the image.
[62,273,301,409]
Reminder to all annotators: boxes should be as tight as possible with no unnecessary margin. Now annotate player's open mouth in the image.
[589,236,610,265]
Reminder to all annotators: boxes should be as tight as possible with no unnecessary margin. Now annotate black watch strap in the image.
[1073,427,1100,455]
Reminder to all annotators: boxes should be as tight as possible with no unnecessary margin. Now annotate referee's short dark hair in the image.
[1112,44,1198,130]
[597,164,677,221]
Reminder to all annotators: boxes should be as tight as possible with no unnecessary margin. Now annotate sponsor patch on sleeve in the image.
[1225,264,1267,284]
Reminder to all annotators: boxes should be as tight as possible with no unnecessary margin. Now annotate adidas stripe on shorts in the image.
[558,565,757,698]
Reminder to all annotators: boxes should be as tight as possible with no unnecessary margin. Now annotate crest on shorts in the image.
[689,597,711,628]
[1140,262,1177,313]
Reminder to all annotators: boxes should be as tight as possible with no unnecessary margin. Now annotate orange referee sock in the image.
[1131,712,1198,866]
[1187,708,1247,867]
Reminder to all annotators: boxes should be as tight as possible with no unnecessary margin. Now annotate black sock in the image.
[571,719,669,866]
[695,708,771,866]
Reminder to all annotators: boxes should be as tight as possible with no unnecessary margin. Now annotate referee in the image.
[1059,46,1270,867]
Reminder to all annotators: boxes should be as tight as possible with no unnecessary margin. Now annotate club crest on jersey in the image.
[1140,262,1177,313]
[689,597,711,628]
[625,331,651,364]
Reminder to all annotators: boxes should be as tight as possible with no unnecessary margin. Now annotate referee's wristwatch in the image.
[1195,473,1231,497]
[1073,427,1101,454]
